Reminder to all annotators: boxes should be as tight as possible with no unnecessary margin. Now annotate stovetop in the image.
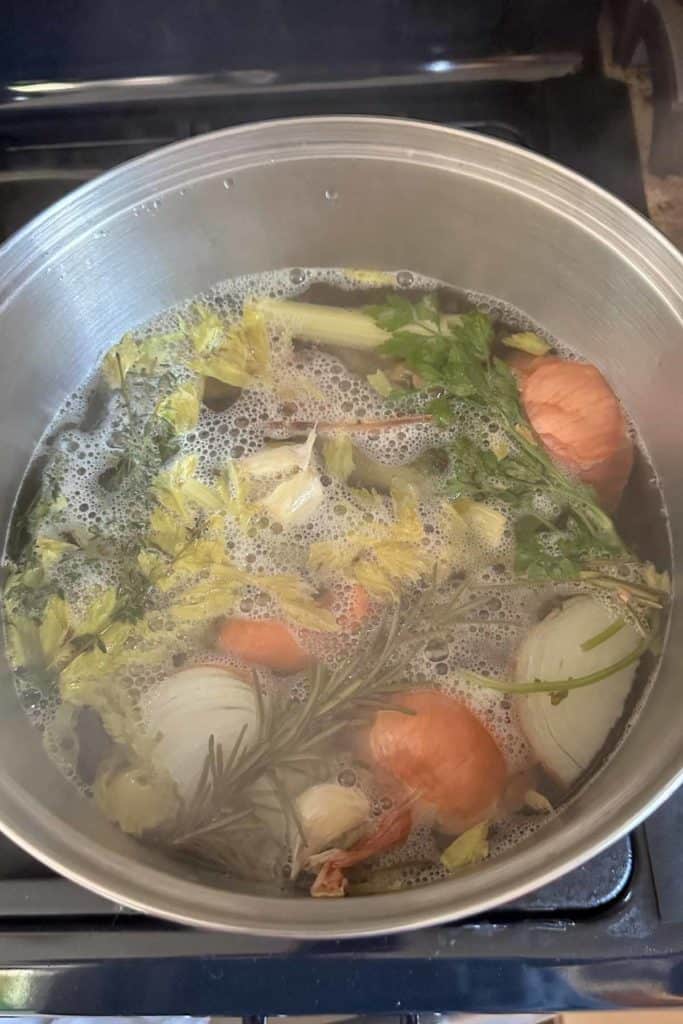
[1,42,682,1015]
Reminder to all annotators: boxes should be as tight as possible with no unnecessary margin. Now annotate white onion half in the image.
[142,666,261,799]
[515,596,641,787]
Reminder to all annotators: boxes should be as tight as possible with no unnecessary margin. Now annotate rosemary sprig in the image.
[168,578,491,860]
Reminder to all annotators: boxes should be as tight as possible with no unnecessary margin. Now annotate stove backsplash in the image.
[3,0,601,84]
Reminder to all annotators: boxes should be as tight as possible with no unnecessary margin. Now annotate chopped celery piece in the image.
[256,299,389,351]
[501,332,551,356]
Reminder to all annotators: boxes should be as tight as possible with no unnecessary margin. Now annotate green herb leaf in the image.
[414,293,440,325]
[366,294,422,332]
[455,311,494,362]
[425,395,455,425]
[447,437,540,508]
[513,512,622,581]
[322,434,355,482]
[366,369,394,398]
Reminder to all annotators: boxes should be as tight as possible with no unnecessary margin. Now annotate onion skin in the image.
[521,358,633,511]
[310,800,413,897]
[369,690,507,834]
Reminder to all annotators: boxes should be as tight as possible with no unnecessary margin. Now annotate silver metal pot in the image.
[0,116,681,937]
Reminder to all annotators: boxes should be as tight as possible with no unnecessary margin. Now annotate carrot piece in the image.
[521,357,633,511]
[345,584,372,630]
[218,588,371,674]
[370,690,507,834]
[320,584,372,632]
[217,618,312,673]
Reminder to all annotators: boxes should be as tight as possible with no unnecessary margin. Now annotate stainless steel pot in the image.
[0,116,682,937]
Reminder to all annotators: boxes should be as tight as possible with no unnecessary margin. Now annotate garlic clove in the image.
[291,782,370,878]
[261,468,324,527]
[240,428,316,479]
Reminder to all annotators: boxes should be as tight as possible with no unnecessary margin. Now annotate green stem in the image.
[463,637,649,695]
[581,617,626,651]
[579,572,667,605]
[497,408,626,554]
[457,574,666,611]
[116,352,140,438]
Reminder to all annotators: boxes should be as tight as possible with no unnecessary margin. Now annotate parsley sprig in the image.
[366,294,626,579]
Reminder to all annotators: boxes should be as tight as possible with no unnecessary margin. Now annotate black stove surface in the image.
[0,66,681,1016]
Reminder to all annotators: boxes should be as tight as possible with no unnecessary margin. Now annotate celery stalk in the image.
[254,299,389,351]
[501,331,551,356]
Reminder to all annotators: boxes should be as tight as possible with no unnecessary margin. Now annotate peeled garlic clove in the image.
[291,782,370,878]
[240,428,316,479]
[456,498,507,550]
[261,468,324,527]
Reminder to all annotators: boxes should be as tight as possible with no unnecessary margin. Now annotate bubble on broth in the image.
[4,266,666,879]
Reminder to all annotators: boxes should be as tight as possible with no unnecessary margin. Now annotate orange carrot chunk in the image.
[217,617,312,673]
[320,584,372,632]
[370,690,507,834]
[521,358,633,512]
